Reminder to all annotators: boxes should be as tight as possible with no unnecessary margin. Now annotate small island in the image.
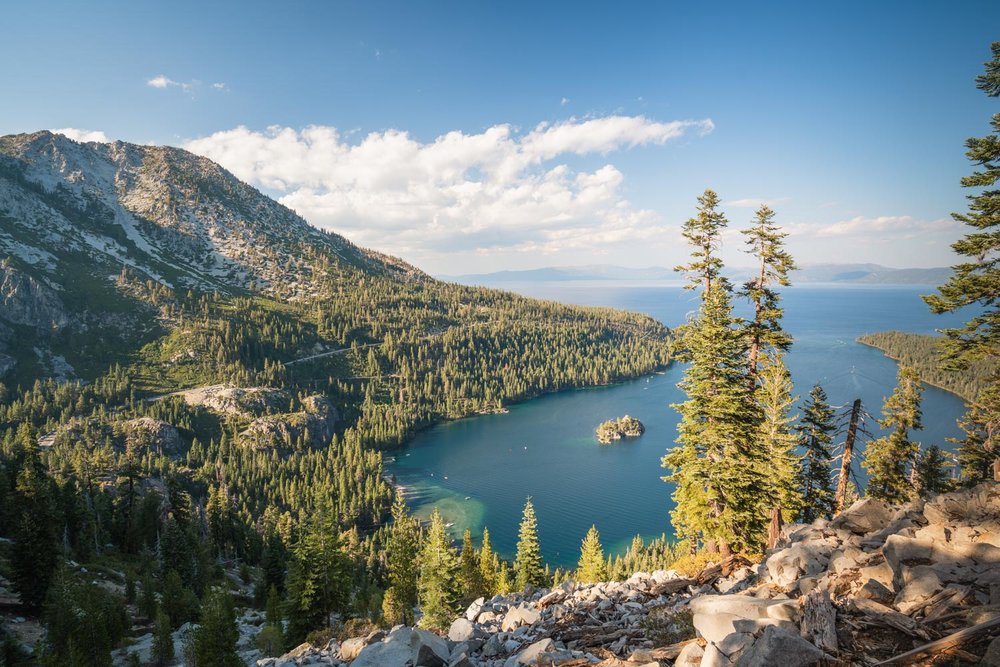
[595,415,645,444]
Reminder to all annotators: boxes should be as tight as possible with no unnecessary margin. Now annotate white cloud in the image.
[789,215,958,239]
[560,97,570,106]
[724,197,789,209]
[50,127,108,143]
[184,116,713,260]
[147,75,226,93]
[147,75,177,89]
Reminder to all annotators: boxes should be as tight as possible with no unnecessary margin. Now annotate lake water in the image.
[387,283,975,568]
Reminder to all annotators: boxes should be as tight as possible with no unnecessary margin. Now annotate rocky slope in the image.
[0,130,419,382]
[263,483,1000,667]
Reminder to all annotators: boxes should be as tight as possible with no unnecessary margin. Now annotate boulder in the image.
[690,595,798,643]
[501,604,541,632]
[894,567,943,615]
[504,638,555,666]
[410,628,450,667]
[481,633,505,658]
[830,498,893,534]
[702,632,754,667]
[981,635,1000,667]
[448,617,482,643]
[857,578,894,603]
[465,597,485,621]
[339,636,370,661]
[766,543,832,587]
[734,626,828,667]
[674,640,704,666]
[351,639,413,667]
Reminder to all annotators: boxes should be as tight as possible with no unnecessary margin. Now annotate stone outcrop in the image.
[240,395,337,450]
[179,385,290,417]
[120,417,184,455]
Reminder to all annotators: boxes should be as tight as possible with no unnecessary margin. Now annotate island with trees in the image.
[595,415,645,443]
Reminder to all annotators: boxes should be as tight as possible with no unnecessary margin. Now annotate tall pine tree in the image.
[384,494,420,625]
[458,529,485,605]
[664,192,767,554]
[283,500,350,642]
[864,366,924,503]
[740,204,796,380]
[756,353,802,524]
[575,525,607,584]
[924,41,1000,482]
[796,384,837,522]
[11,445,59,609]
[417,509,459,630]
[478,527,498,597]
[514,498,546,590]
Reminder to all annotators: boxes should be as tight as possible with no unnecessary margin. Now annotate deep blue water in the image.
[387,283,974,568]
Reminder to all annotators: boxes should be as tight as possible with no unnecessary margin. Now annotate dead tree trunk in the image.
[835,399,862,513]
[767,506,783,550]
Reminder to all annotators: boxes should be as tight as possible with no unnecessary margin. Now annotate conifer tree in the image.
[417,509,459,630]
[953,382,1000,485]
[152,606,175,666]
[796,384,837,522]
[385,495,420,625]
[575,525,607,584]
[924,42,1000,481]
[193,589,242,667]
[11,452,59,609]
[915,445,953,498]
[663,249,766,553]
[458,528,484,604]
[674,189,727,293]
[283,501,350,641]
[757,353,802,523]
[478,527,498,597]
[864,366,924,503]
[740,204,796,379]
[514,498,545,590]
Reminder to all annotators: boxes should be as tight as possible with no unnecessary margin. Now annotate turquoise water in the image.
[387,283,975,568]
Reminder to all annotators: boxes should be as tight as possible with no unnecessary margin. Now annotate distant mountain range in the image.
[442,263,952,286]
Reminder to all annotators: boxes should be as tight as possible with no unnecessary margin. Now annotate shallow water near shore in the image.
[387,283,974,568]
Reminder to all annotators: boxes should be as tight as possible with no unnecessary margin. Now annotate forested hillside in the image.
[0,131,670,663]
[858,331,994,403]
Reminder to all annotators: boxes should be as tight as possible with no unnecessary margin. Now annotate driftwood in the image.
[873,614,1000,665]
[851,598,932,640]
[801,590,838,653]
[537,589,568,607]
[650,577,696,597]
[917,584,969,622]
[648,638,699,660]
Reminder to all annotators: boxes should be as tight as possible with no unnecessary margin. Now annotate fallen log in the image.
[648,638,698,660]
[873,614,1000,665]
[851,598,932,640]
[650,577,696,597]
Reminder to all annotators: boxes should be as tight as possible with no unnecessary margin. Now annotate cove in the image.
[387,283,974,568]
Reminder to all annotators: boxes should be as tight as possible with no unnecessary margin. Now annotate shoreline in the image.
[855,338,974,404]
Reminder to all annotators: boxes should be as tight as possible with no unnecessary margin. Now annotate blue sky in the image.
[1,1,997,274]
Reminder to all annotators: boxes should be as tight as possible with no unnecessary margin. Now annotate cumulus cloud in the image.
[147,75,178,89]
[789,215,958,239]
[50,127,108,143]
[147,75,226,94]
[184,116,713,260]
